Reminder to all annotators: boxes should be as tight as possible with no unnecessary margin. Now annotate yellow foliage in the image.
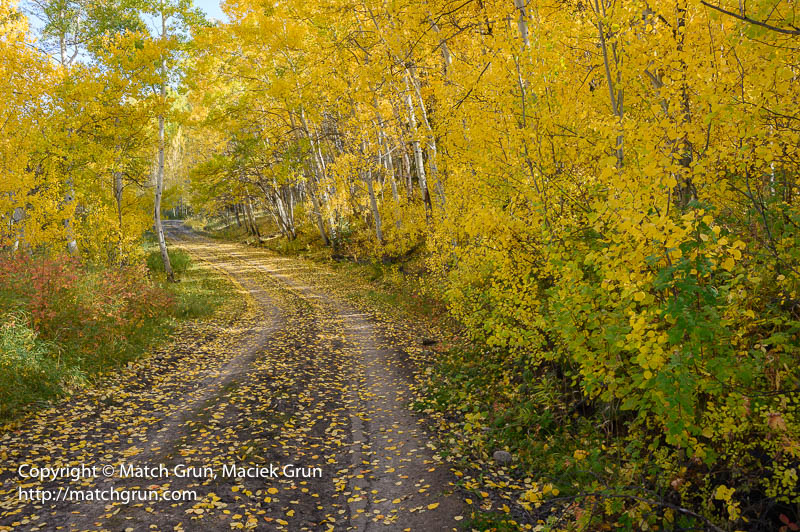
[185,0,800,523]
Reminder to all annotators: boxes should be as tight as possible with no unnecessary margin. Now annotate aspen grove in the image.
[2,0,799,528]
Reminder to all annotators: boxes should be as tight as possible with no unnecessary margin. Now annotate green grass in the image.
[0,314,83,420]
[143,241,235,320]
[170,260,233,320]
[461,512,522,531]
[146,247,193,275]
[327,260,443,321]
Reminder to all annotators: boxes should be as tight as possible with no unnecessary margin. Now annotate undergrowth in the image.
[204,214,800,531]
[0,246,231,422]
[146,247,193,275]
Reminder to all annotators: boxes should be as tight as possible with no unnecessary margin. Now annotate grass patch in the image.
[146,248,193,275]
[143,241,233,320]
[0,313,84,420]
[461,512,522,531]
[320,259,444,323]
[171,261,232,320]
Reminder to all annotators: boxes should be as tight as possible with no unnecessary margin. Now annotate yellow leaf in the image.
[721,257,735,271]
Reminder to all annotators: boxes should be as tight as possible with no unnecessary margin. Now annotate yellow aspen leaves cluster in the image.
[1,0,57,251]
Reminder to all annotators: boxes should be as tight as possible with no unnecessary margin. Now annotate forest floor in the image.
[0,221,468,531]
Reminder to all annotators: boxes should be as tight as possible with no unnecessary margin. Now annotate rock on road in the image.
[0,221,465,531]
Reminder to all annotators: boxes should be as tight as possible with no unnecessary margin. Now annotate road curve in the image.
[0,222,465,531]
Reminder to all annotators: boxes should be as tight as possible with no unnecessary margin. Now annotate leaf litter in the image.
[0,223,475,531]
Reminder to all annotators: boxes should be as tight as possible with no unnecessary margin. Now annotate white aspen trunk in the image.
[307,179,330,246]
[57,6,77,255]
[11,207,23,252]
[364,6,442,212]
[274,188,288,234]
[403,75,432,215]
[272,180,296,240]
[592,0,624,167]
[372,102,400,206]
[286,186,295,231]
[155,112,173,279]
[233,203,242,227]
[62,132,78,255]
[388,98,415,201]
[406,66,446,208]
[429,18,452,73]
[322,186,337,242]
[155,5,174,281]
[299,111,331,246]
[13,227,22,253]
[246,196,261,238]
[313,129,339,239]
[114,171,124,260]
[267,192,287,238]
[401,147,413,200]
[59,21,65,65]
[303,165,330,246]
[381,132,400,204]
[362,140,384,244]
[239,202,251,234]
[513,0,531,47]
[64,180,78,254]
[257,182,284,235]
[509,0,553,227]
[245,203,252,232]
[376,126,402,230]
[365,165,383,244]
[239,203,250,233]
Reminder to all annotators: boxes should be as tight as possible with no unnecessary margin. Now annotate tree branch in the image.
[700,1,800,35]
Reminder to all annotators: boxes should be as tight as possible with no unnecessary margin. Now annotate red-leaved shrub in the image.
[0,253,175,355]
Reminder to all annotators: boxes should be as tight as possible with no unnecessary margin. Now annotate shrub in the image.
[0,312,82,419]
[0,253,177,418]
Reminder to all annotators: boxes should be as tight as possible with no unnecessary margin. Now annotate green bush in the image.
[0,313,82,419]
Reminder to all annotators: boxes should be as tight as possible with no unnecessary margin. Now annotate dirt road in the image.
[0,222,465,531]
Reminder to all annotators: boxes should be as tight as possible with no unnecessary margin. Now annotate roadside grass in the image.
[152,249,232,321]
[0,313,79,420]
[146,247,193,275]
[0,243,234,423]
